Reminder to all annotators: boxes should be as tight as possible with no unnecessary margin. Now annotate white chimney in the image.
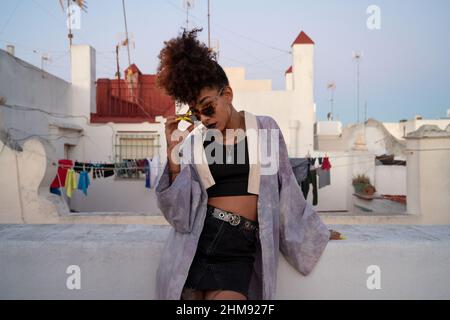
[291,31,314,105]
[6,45,15,56]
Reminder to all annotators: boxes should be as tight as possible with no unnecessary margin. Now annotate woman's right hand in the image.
[165,115,196,150]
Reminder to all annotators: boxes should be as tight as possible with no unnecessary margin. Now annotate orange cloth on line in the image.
[65,169,77,198]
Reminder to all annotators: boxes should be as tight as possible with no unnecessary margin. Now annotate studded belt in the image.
[208,206,259,231]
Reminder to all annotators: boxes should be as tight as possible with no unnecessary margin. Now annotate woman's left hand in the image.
[329,229,344,240]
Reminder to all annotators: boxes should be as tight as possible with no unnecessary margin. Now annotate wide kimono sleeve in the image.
[273,118,331,276]
[155,139,203,234]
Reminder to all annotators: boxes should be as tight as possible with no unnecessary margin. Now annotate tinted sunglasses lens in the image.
[202,105,215,117]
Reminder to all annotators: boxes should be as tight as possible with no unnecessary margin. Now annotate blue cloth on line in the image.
[77,171,90,196]
[50,187,61,196]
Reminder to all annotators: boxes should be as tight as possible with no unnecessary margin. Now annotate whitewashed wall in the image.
[375,165,407,195]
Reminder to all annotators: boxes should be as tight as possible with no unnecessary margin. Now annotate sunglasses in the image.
[188,86,226,120]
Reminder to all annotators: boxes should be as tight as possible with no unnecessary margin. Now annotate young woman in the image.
[154,29,340,300]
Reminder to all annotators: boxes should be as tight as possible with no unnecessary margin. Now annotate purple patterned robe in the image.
[154,111,330,299]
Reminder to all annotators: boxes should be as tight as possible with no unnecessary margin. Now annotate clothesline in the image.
[51,162,164,170]
[1,135,398,173]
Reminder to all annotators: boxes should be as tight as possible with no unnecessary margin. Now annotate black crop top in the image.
[203,135,254,197]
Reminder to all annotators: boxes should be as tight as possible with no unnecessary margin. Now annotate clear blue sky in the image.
[1,0,449,125]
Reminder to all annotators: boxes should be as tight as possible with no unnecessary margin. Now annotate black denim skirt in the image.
[183,204,259,298]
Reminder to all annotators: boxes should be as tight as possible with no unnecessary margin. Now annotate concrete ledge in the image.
[0,224,449,299]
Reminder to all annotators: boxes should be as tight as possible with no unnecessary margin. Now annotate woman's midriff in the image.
[207,195,258,222]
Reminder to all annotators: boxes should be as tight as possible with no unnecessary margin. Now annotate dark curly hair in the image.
[156,28,229,105]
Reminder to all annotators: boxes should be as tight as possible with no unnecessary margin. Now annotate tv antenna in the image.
[58,0,88,47]
[352,51,363,124]
[327,81,336,120]
[116,31,135,67]
[183,0,195,30]
[210,38,220,61]
[41,53,52,71]
[121,0,132,67]
[207,0,211,48]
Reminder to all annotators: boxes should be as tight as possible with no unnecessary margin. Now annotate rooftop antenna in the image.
[121,0,132,67]
[41,53,52,71]
[207,0,211,48]
[211,38,220,61]
[352,51,363,124]
[327,81,336,121]
[115,43,121,100]
[183,0,195,30]
[364,100,368,123]
[59,0,88,47]
[116,31,135,65]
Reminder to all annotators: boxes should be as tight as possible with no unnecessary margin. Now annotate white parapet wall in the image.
[1,224,449,299]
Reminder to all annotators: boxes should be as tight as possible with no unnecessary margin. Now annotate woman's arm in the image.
[271,117,331,276]
[155,139,203,234]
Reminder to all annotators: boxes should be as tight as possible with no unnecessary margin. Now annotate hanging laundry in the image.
[125,160,139,178]
[50,187,61,196]
[92,163,105,179]
[65,169,77,198]
[318,157,323,166]
[145,159,151,189]
[317,167,331,189]
[77,171,90,196]
[289,158,310,186]
[74,162,94,174]
[115,162,127,178]
[73,161,84,174]
[322,156,332,170]
[103,164,115,178]
[136,159,147,172]
[150,155,160,187]
[50,159,73,195]
[301,169,318,206]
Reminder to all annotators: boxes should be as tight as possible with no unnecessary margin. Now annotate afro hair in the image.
[156,28,229,105]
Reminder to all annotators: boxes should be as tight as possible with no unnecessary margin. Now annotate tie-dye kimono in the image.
[154,110,330,300]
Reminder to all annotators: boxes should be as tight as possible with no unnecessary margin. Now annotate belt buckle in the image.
[228,213,241,226]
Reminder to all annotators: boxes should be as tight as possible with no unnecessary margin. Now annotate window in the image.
[114,131,161,179]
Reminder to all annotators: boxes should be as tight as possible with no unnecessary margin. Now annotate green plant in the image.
[352,174,376,195]
[352,174,370,185]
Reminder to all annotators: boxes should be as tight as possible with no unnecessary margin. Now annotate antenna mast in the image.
[327,82,336,120]
[207,0,211,48]
[121,0,132,67]
[183,0,195,30]
[353,51,363,124]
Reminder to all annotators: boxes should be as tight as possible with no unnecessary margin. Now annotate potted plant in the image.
[352,174,376,195]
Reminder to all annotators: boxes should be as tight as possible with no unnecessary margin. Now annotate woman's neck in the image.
[223,109,245,144]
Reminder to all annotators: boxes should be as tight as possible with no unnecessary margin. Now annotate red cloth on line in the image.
[50,159,73,188]
[321,156,332,170]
